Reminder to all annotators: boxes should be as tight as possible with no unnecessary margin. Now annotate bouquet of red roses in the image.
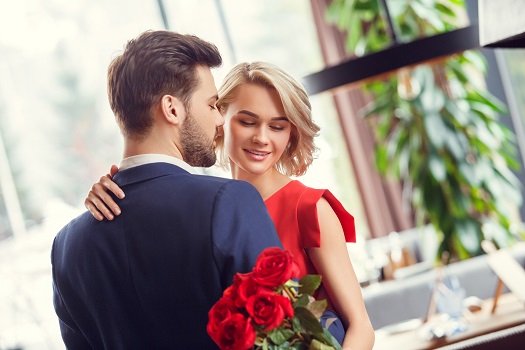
[207,247,341,350]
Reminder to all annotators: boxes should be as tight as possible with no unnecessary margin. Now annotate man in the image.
[51,30,282,349]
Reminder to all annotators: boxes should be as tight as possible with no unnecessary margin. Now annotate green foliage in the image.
[294,307,324,334]
[268,327,295,345]
[326,0,522,261]
[253,273,340,350]
[297,274,322,295]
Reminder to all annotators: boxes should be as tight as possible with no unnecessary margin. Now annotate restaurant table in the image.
[373,293,525,349]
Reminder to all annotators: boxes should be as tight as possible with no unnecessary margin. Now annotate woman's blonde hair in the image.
[216,62,320,177]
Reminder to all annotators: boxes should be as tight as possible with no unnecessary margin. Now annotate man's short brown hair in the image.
[107,30,222,139]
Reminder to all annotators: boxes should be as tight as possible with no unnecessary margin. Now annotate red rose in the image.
[235,273,272,309]
[252,248,300,287]
[232,272,251,290]
[207,296,238,340]
[223,283,239,300]
[212,313,256,350]
[221,271,252,303]
[245,289,294,330]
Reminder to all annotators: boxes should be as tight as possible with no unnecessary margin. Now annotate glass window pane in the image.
[0,1,369,347]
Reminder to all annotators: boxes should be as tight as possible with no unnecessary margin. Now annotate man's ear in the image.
[160,95,185,125]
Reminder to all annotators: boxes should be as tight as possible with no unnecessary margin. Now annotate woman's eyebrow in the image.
[237,109,288,121]
[237,109,259,118]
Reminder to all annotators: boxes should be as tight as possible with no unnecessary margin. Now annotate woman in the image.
[85,62,375,349]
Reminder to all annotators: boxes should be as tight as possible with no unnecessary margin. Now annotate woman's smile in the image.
[244,148,271,160]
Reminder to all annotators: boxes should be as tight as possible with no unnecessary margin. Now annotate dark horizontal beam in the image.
[484,34,525,48]
[302,24,480,96]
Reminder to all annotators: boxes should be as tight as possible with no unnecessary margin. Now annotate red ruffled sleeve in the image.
[297,188,356,248]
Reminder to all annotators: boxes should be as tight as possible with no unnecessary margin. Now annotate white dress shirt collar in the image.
[118,154,197,174]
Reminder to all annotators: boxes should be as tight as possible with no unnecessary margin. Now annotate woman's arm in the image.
[307,198,375,350]
[84,165,124,221]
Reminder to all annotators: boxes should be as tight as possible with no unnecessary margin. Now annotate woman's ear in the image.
[160,95,185,125]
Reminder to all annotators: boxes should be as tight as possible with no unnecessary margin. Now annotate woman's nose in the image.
[252,127,269,144]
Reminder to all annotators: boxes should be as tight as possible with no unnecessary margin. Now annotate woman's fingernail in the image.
[115,208,121,215]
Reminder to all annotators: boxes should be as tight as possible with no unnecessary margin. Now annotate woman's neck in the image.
[231,167,291,201]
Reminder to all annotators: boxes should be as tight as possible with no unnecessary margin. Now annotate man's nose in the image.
[215,109,225,128]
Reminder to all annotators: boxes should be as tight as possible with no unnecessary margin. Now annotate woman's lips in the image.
[244,149,270,161]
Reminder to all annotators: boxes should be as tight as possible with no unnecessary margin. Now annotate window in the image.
[0,2,367,347]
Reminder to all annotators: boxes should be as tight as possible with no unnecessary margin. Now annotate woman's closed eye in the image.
[239,120,256,126]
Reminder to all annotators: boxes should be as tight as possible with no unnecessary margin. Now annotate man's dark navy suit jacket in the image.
[51,162,282,349]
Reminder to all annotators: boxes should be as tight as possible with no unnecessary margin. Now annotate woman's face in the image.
[223,83,292,179]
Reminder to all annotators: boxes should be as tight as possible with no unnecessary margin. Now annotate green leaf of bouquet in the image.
[298,275,322,295]
[307,300,327,319]
[268,327,294,345]
[294,307,324,334]
[309,338,336,350]
[294,294,311,308]
[319,329,343,350]
[292,314,303,333]
[269,341,294,350]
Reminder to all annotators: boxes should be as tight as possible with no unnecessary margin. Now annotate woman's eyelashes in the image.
[238,119,287,131]
[239,120,255,126]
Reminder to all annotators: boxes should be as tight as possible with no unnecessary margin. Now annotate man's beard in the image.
[180,110,217,168]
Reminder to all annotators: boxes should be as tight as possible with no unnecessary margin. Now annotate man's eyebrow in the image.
[237,109,289,121]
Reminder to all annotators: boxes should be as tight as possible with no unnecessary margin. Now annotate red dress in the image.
[264,180,356,277]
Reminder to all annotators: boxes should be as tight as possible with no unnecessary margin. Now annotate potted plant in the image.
[325,0,522,262]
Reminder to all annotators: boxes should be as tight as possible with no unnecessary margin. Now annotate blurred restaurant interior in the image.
[1,0,525,349]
